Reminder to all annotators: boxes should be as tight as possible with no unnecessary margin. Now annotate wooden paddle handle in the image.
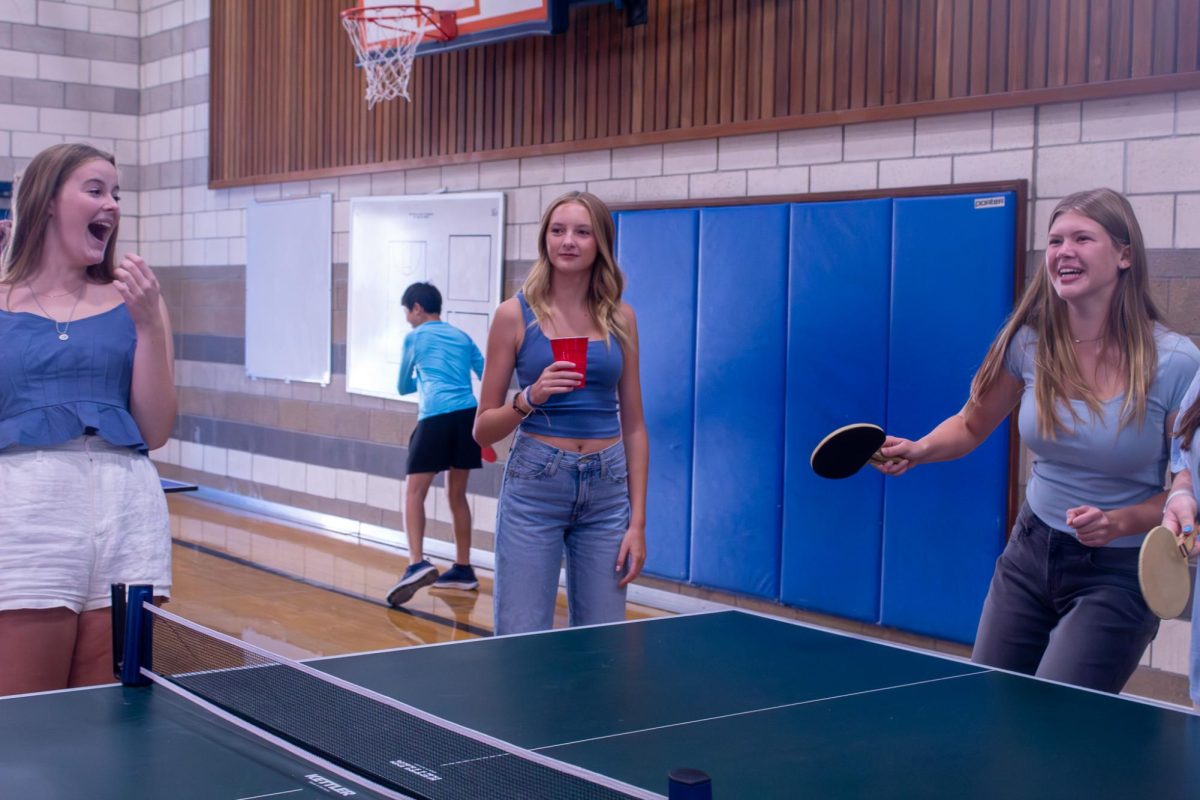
[1179,528,1198,559]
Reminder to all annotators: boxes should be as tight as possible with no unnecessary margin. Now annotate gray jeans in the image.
[971,504,1159,693]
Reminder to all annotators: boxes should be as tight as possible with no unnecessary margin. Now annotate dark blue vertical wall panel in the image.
[615,209,699,580]
[780,199,893,622]
[882,192,1016,643]
[690,205,790,598]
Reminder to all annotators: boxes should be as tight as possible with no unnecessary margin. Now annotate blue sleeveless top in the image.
[0,303,147,452]
[514,292,622,438]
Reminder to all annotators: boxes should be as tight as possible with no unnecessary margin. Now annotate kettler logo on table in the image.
[305,773,357,795]
[390,758,444,781]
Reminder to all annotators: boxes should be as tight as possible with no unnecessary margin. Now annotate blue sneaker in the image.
[433,563,478,591]
[386,560,439,607]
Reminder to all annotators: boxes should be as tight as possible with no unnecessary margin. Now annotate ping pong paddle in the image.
[1138,525,1197,619]
[481,445,497,463]
[811,423,894,479]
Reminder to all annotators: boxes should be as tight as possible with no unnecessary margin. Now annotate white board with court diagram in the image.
[346,192,505,401]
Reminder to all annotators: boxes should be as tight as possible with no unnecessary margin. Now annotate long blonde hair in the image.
[1,143,120,290]
[968,188,1160,437]
[522,191,632,352]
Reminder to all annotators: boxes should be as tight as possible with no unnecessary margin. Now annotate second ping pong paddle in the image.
[481,445,497,463]
[810,423,895,479]
[1138,525,1197,619]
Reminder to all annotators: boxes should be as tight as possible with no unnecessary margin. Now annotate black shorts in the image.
[406,406,482,474]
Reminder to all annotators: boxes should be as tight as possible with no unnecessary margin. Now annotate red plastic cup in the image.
[550,336,588,388]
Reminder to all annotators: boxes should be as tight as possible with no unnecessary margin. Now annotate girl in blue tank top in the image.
[0,144,176,696]
[475,191,649,636]
[877,188,1200,694]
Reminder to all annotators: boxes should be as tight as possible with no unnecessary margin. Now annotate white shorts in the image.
[0,436,171,613]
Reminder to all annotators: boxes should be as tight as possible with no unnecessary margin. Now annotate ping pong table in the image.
[2,610,1198,799]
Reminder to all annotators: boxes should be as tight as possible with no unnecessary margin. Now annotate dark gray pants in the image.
[971,504,1160,693]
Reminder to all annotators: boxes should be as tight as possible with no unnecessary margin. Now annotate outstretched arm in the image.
[877,369,1023,476]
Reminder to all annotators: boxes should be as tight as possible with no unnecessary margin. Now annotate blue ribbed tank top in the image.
[514,292,622,438]
[0,303,147,451]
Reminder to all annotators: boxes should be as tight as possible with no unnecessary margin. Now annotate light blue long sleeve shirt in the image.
[397,320,484,420]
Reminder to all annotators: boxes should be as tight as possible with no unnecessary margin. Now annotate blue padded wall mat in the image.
[881,191,1016,643]
[779,199,893,622]
[690,204,790,598]
[615,209,699,580]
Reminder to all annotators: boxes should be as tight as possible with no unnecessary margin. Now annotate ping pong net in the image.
[112,584,660,800]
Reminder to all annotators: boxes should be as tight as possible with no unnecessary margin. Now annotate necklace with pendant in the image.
[27,282,84,341]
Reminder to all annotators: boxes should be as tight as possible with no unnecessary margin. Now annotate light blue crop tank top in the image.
[514,292,622,438]
[0,303,147,452]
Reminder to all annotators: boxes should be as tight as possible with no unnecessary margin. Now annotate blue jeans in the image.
[494,434,631,635]
[972,504,1160,693]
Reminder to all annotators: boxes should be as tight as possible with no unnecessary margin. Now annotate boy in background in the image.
[386,282,484,607]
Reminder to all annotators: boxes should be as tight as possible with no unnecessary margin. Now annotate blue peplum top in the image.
[0,303,147,452]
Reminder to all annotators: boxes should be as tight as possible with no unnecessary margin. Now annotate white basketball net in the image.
[341,8,430,108]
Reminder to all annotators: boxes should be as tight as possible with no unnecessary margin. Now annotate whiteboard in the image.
[347,192,504,401]
[245,194,333,385]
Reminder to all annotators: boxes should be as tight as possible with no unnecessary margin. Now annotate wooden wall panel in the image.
[210,0,1200,186]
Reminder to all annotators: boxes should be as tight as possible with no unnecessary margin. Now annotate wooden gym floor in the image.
[166,494,667,660]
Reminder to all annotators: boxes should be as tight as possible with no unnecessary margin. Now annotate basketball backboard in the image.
[360,0,566,52]
[359,0,645,53]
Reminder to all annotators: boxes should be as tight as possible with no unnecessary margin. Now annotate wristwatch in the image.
[512,389,533,419]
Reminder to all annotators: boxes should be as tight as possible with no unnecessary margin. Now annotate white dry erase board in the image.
[244,194,333,385]
[346,192,505,401]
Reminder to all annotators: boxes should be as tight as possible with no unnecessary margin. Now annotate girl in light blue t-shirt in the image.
[879,188,1200,693]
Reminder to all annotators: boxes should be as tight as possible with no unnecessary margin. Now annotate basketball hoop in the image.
[340,5,457,108]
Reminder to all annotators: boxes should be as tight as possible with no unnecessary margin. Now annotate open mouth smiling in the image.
[87,220,113,244]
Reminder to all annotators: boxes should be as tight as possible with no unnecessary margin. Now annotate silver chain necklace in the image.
[27,282,85,341]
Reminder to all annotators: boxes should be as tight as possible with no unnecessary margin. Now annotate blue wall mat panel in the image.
[882,191,1016,643]
[615,209,699,580]
[779,199,893,622]
[690,205,790,598]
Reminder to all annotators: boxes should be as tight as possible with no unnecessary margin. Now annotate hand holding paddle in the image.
[811,423,905,479]
[1162,490,1198,558]
[876,435,920,476]
[1138,524,1197,619]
